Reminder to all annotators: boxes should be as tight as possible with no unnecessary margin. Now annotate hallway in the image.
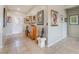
[0,5,79,54]
[1,34,79,54]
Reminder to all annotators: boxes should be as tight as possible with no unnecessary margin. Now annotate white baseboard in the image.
[47,38,64,47]
[4,32,24,37]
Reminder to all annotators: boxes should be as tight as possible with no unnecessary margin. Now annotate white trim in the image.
[47,38,64,47]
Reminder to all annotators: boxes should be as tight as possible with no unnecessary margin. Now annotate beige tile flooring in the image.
[1,34,79,54]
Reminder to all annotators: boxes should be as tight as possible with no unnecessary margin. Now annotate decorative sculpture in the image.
[40,28,44,38]
[25,26,29,37]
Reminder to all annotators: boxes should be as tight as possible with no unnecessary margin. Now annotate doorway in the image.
[67,6,79,38]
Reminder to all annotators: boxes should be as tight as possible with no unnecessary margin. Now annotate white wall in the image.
[11,11,25,34]
[0,6,4,48]
[4,11,26,36]
[48,5,67,47]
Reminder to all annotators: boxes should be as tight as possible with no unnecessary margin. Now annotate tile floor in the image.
[1,34,79,54]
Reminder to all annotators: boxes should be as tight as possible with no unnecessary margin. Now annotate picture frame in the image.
[24,16,30,24]
[64,18,68,22]
[24,16,36,25]
[7,16,12,23]
[51,9,58,26]
[3,8,7,27]
[32,16,36,24]
[60,15,64,23]
[69,15,79,24]
[37,10,44,25]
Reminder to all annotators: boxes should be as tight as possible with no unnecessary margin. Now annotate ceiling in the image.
[6,5,36,14]
[6,5,77,14]
[63,5,77,9]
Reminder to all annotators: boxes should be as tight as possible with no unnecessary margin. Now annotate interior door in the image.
[68,25,79,37]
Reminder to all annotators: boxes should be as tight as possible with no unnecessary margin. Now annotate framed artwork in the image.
[51,10,58,26]
[69,15,79,24]
[24,16,36,25]
[3,8,7,27]
[64,18,68,22]
[26,16,29,21]
[33,16,36,21]
[7,16,12,23]
[37,10,44,25]
[32,16,36,24]
[60,15,64,23]
[24,16,30,24]
[29,16,32,24]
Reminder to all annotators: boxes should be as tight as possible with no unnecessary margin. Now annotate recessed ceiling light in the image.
[17,8,20,11]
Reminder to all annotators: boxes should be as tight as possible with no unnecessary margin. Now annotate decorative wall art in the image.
[7,16,12,23]
[24,16,30,24]
[32,16,36,24]
[29,16,32,24]
[64,18,68,22]
[60,15,64,23]
[69,15,79,24]
[24,16,36,25]
[51,10,58,26]
[3,8,7,27]
[37,10,44,25]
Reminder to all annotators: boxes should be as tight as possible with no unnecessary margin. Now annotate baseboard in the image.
[4,32,25,37]
[47,38,64,47]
